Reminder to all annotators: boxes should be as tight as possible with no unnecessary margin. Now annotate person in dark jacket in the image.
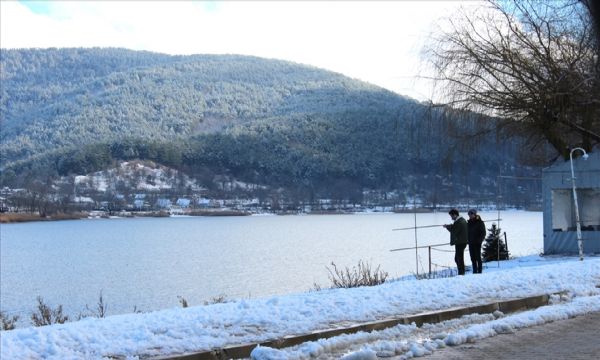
[443,208,468,275]
[467,209,486,274]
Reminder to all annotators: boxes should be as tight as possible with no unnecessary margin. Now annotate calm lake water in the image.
[0,211,542,321]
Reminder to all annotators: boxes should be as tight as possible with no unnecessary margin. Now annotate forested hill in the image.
[0,48,538,205]
[1,48,407,163]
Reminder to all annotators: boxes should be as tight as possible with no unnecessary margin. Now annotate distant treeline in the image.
[2,115,537,205]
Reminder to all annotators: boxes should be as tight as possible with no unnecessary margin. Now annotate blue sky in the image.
[2,1,480,101]
[19,0,218,15]
[19,0,52,15]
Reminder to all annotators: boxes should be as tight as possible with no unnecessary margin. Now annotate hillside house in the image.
[176,198,191,208]
[156,198,172,209]
[542,151,600,254]
[197,198,210,208]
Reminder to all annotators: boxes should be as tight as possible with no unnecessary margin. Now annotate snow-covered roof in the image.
[542,150,600,174]
[176,198,191,207]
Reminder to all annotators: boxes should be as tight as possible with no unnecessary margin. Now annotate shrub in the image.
[203,295,229,305]
[84,291,108,318]
[31,296,69,326]
[1,311,19,330]
[326,260,388,288]
[178,296,189,308]
[410,267,457,280]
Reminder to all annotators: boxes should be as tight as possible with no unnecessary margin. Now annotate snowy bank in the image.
[1,256,599,359]
[252,295,600,360]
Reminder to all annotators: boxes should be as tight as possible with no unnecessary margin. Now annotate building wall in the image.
[542,151,600,254]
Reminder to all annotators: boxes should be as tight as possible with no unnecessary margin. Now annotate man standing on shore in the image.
[443,208,468,275]
[467,209,486,274]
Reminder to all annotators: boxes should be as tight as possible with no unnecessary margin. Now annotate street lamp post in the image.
[569,147,589,261]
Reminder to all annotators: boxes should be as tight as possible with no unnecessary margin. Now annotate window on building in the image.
[552,189,600,231]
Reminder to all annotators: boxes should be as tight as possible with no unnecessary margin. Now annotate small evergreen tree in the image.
[482,223,510,262]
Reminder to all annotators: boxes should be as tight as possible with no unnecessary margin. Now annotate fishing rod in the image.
[390,242,447,252]
[392,224,444,231]
[391,218,502,231]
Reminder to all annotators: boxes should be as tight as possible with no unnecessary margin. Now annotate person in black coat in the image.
[443,208,468,275]
[467,209,486,274]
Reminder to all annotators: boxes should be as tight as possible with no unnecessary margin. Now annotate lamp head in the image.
[582,153,589,160]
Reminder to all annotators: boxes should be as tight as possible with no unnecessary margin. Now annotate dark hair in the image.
[468,209,477,216]
[448,209,459,216]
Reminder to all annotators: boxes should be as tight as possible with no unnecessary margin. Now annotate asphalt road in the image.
[424,311,600,360]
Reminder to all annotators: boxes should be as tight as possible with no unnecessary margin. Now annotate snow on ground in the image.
[1,256,599,359]
[252,294,600,360]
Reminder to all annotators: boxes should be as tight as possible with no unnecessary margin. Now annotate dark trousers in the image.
[454,243,467,275]
[469,242,483,274]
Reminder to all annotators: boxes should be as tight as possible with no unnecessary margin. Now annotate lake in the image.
[0,211,542,322]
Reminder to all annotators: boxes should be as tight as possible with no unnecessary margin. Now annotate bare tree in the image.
[582,0,600,47]
[425,0,600,161]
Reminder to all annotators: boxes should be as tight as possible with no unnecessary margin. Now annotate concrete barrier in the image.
[152,293,559,360]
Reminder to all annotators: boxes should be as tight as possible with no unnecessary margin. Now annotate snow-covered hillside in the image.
[73,161,204,193]
[1,255,599,359]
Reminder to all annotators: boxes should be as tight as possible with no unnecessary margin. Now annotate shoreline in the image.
[0,254,582,334]
[0,213,89,224]
[0,208,541,224]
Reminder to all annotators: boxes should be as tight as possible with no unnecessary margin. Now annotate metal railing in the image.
[390,242,451,276]
[390,219,508,277]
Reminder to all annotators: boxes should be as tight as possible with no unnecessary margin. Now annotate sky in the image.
[0,1,481,101]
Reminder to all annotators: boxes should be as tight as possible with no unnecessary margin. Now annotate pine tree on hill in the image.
[482,223,509,262]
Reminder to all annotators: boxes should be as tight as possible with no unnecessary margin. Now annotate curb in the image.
[152,293,561,360]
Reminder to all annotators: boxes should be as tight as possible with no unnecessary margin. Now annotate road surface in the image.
[424,311,600,360]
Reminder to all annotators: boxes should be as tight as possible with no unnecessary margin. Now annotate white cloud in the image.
[0,1,479,100]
